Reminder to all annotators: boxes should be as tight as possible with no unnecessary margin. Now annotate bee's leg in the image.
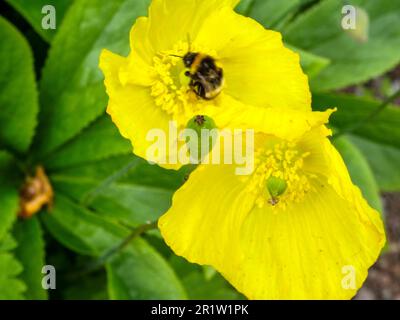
[186,81,193,95]
[195,83,206,99]
[186,84,198,100]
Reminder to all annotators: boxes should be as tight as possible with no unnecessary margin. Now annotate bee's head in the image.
[183,52,198,68]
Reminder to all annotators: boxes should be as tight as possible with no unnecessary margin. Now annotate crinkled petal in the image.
[235,176,385,299]
[159,163,256,275]
[159,137,385,299]
[322,137,386,237]
[129,16,155,64]
[145,0,238,53]
[195,7,311,111]
[205,94,334,141]
[100,49,183,170]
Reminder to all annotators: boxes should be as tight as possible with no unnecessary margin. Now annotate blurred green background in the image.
[0,0,399,300]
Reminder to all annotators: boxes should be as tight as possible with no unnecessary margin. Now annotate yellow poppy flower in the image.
[158,109,386,299]
[99,0,311,169]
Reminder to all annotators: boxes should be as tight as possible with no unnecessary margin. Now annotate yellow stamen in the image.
[149,41,219,127]
[247,141,314,210]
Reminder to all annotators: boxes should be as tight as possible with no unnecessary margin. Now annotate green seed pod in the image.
[266,176,288,198]
[185,115,217,163]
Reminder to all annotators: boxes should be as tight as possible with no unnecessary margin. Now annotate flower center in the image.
[150,41,219,127]
[247,140,315,210]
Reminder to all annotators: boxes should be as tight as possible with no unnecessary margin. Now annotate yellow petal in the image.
[159,136,385,299]
[205,94,334,141]
[234,176,385,299]
[124,16,157,86]
[129,16,155,65]
[99,49,183,170]
[145,0,239,53]
[322,137,386,237]
[159,163,256,274]
[100,0,316,169]
[194,7,311,111]
[100,49,152,90]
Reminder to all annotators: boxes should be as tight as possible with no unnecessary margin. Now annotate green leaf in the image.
[350,136,400,192]
[182,272,243,300]
[5,0,72,42]
[91,184,177,226]
[106,244,187,299]
[44,115,131,171]
[284,0,400,91]
[241,0,301,28]
[41,194,185,299]
[169,256,243,300]
[312,93,400,149]
[0,17,39,153]
[62,271,108,300]
[44,243,109,299]
[235,0,254,15]
[33,0,151,158]
[13,217,48,300]
[286,45,330,79]
[0,233,18,252]
[0,185,18,241]
[50,156,188,227]
[41,194,125,256]
[0,151,20,241]
[0,233,26,299]
[52,154,135,182]
[333,137,383,213]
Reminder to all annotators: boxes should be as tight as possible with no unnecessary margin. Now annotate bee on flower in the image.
[99,0,310,168]
[99,0,386,300]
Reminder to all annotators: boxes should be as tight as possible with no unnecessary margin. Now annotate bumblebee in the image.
[182,52,224,100]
